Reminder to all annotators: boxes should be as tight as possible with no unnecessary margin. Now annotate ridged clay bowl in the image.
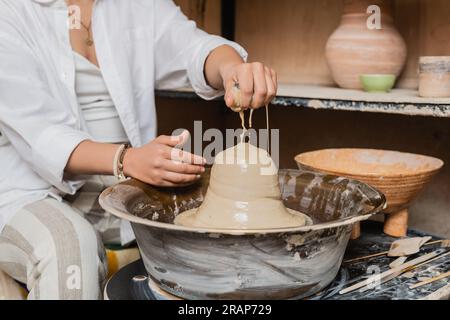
[295,149,444,238]
[99,169,385,300]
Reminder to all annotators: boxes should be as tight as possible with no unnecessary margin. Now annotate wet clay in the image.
[174,142,308,229]
[176,95,306,229]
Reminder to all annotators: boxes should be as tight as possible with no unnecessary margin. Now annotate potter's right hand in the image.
[123,131,206,187]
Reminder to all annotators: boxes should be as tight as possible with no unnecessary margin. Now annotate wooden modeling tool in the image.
[343,239,448,264]
[339,249,446,295]
[410,270,450,289]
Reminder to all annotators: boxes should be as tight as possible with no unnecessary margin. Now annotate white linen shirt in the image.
[0,0,247,233]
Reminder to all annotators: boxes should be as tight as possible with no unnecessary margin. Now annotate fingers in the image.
[265,66,277,105]
[159,144,206,165]
[162,171,201,185]
[270,67,278,98]
[155,179,195,188]
[155,132,206,165]
[156,130,190,148]
[251,63,268,109]
[156,160,203,187]
[166,147,206,165]
[155,134,182,147]
[163,159,205,175]
[236,64,254,109]
[224,63,277,110]
[224,78,238,109]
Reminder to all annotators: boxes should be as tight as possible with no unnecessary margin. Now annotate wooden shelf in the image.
[156,83,450,118]
[274,84,450,117]
[233,0,450,90]
[167,0,450,118]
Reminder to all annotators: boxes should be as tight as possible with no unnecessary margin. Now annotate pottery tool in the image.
[358,251,450,293]
[389,256,408,268]
[441,239,450,248]
[410,270,450,289]
[403,251,450,274]
[402,272,415,278]
[343,239,448,264]
[388,236,432,257]
[358,270,403,293]
[356,250,450,294]
[358,250,450,293]
[339,249,446,295]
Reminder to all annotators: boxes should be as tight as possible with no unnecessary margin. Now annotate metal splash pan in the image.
[100,169,386,300]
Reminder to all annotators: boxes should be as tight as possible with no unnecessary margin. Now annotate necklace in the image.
[79,19,93,46]
[66,0,94,46]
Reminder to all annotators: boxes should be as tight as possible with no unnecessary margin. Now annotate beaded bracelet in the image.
[113,143,131,181]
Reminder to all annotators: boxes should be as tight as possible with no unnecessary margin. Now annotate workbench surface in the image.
[313,221,450,300]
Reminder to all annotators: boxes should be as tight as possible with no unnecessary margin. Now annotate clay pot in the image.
[419,56,450,98]
[295,149,444,238]
[325,0,407,89]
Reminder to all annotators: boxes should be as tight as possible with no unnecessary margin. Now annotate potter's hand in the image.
[204,45,277,110]
[123,131,206,187]
[222,62,277,111]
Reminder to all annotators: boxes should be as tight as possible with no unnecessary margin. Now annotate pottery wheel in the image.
[104,221,449,301]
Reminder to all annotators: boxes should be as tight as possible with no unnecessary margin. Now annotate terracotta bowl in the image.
[295,149,444,238]
[99,169,385,300]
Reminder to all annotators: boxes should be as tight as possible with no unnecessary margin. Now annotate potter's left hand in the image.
[222,62,278,110]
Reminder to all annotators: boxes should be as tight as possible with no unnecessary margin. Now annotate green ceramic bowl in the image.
[360,74,396,93]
